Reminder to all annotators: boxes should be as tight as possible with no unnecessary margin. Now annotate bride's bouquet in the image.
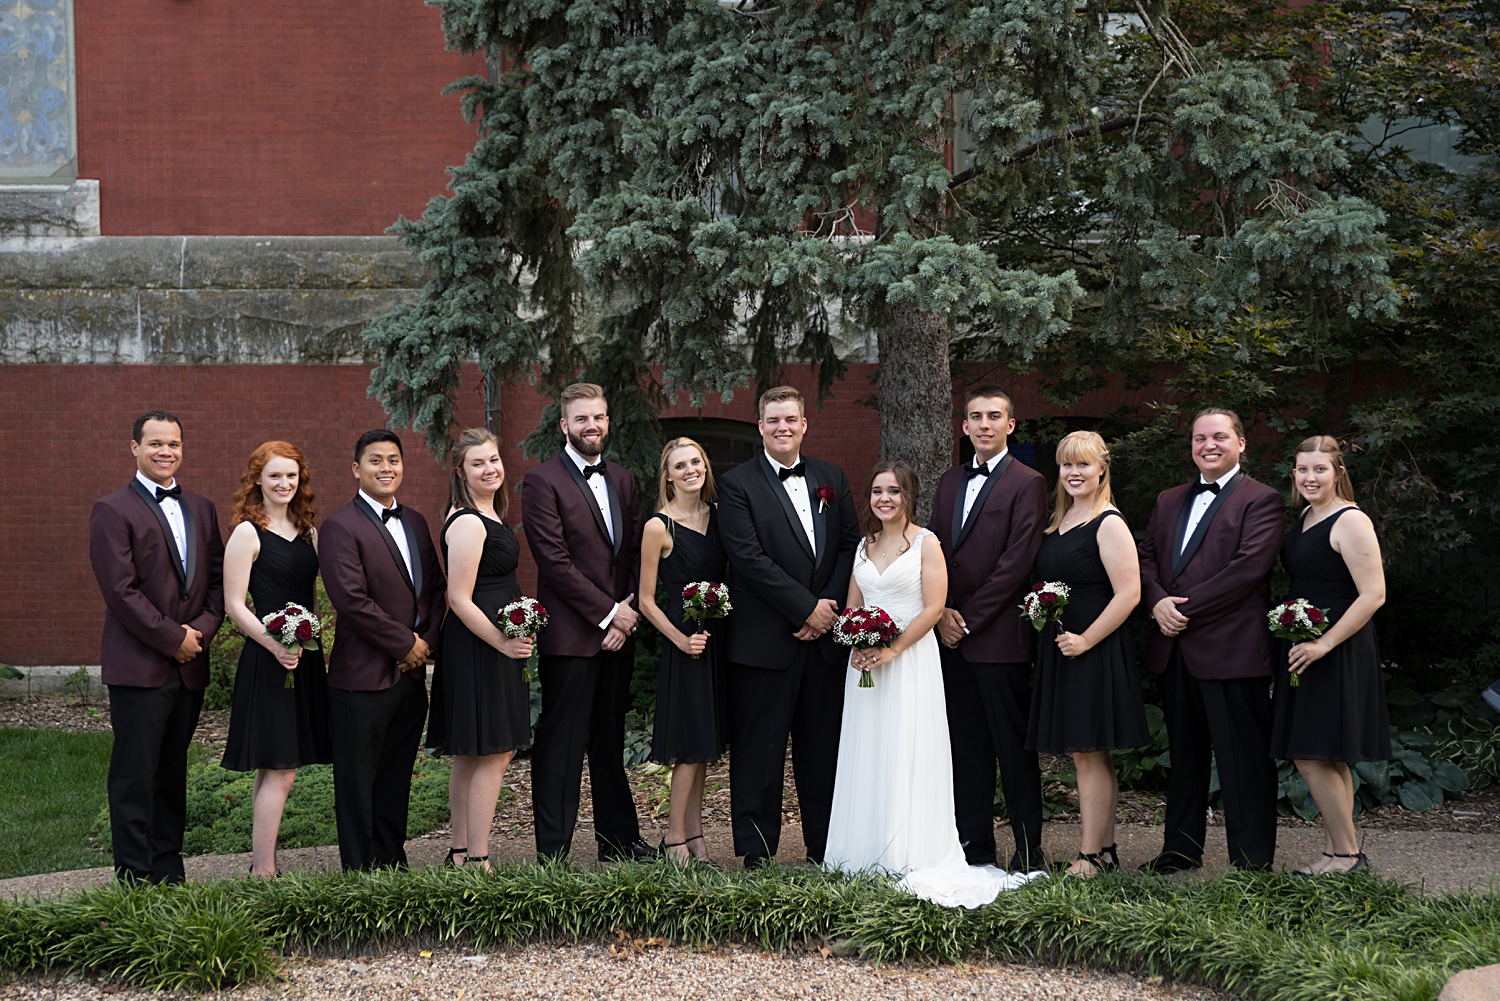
[1267,598,1330,686]
[1020,582,1070,634]
[681,581,732,659]
[261,603,321,688]
[833,605,901,688]
[499,597,549,682]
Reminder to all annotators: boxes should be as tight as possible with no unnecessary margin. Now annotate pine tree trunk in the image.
[878,306,953,523]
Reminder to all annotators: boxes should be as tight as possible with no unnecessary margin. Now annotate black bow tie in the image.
[381,504,403,524]
[582,462,606,479]
[778,461,806,481]
[153,485,182,503]
[1192,480,1221,496]
[965,464,990,480]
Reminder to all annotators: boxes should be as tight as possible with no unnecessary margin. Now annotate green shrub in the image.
[91,752,456,855]
[1430,716,1500,790]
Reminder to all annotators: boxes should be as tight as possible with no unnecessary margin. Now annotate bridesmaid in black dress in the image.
[427,428,533,870]
[1026,431,1148,876]
[1271,435,1389,875]
[222,441,332,878]
[638,437,728,864]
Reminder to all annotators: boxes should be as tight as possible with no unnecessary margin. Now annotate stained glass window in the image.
[0,0,76,182]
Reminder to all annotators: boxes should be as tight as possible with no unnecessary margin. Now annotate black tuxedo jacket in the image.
[320,497,445,691]
[1137,471,1285,680]
[717,453,860,669]
[519,453,643,659]
[88,480,225,689]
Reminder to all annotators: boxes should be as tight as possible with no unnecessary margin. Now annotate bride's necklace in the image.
[872,527,911,559]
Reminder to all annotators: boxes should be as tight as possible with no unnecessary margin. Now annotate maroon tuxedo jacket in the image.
[928,456,1048,665]
[320,497,445,691]
[519,453,642,659]
[1137,472,1286,680]
[88,481,225,690]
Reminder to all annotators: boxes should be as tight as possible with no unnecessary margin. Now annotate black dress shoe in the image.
[1006,849,1047,872]
[1138,852,1203,875]
[598,838,659,863]
[742,853,772,871]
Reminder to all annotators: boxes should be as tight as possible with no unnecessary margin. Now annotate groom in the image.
[930,387,1048,871]
[718,385,860,867]
[1137,407,1284,872]
[522,382,651,862]
[89,409,224,884]
[320,429,445,871]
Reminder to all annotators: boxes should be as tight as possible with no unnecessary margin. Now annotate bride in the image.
[825,460,1045,908]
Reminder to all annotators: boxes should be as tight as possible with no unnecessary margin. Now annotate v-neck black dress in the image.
[649,511,730,765]
[1269,507,1391,762]
[427,509,532,756]
[1026,511,1150,754]
[222,527,333,770]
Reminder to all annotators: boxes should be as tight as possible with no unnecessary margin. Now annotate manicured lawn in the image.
[0,728,113,878]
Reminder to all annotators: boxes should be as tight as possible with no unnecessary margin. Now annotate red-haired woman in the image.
[222,441,332,877]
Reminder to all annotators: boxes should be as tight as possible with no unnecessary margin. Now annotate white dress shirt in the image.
[360,489,414,579]
[136,470,187,574]
[1181,463,1240,553]
[960,448,1009,529]
[564,445,622,631]
[767,450,816,550]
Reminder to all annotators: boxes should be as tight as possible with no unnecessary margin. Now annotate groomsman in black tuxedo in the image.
[929,388,1048,871]
[1137,408,1284,872]
[89,409,225,884]
[320,429,445,871]
[718,385,860,867]
[522,383,652,862]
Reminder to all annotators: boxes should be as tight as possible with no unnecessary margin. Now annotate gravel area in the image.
[0,943,1231,1001]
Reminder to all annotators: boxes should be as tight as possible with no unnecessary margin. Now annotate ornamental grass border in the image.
[1,863,1496,997]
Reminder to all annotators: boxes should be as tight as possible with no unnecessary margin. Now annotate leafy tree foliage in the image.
[366,0,1392,517]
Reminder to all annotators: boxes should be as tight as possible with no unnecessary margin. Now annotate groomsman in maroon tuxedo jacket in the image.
[929,388,1049,871]
[319,429,445,871]
[521,383,651,862]
[1137,408,1285,872]
[89,410,225,884]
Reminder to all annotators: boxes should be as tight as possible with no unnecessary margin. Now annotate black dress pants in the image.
[107,668,204,885]
[940,649,1043,865]
[531,652,641,858]
[1159,646,1278,869]
[328,671,428,871]
[728,647,845,863]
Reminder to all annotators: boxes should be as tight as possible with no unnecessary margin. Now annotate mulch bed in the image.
[3,695,1493,835]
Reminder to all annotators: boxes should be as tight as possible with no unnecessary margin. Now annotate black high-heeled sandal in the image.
[1073,843,1120,875]
[444,847,467,868]
[464,855,490,868]
[1291,852,1334,878]
[1327,851,1368,873]
[659,838,690,863]
[685,834,715,866]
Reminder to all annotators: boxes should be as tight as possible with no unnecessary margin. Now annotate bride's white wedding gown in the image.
[824,530,1046,908]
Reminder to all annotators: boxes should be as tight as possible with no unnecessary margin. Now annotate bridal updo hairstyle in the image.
[230,441,317,540]
[1292,435,1356,508]
[447,427,509,519]
[862,460,919,555]
[656,436,717,510]
[1045,431,1115,534]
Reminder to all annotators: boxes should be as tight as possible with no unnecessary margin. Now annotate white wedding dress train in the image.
[824,531,1046,908]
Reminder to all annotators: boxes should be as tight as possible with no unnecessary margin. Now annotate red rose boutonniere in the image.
[816,483,836,514]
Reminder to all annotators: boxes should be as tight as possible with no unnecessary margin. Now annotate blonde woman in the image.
[1025,431,1149,876]
[638,438,728,864]
[1271,435,1389,875]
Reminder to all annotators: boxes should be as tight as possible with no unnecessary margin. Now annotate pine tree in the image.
[367,0,1396,514]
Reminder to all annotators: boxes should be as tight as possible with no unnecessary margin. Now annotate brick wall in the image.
[74,0,487,235]
[0,361,1169,666]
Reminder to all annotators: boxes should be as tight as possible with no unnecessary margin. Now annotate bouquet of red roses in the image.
[1267,598,1330,686]
[261,603,321,688]
[833,605,901,688]
[499,597,549,682]
[1019,582,1070,634]
[681,582,731,659]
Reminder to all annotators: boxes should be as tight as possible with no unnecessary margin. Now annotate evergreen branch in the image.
[949,115,1167,191]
